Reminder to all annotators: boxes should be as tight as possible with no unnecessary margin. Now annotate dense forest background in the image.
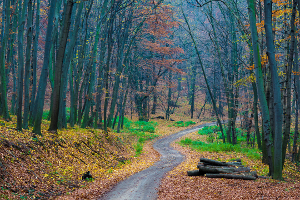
[0,0,300,189]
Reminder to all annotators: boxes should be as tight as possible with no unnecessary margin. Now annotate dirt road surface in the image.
[100,122,215,200]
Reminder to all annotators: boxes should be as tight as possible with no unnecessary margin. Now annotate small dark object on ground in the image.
[82,171,93,180]
[156,116,165,119]
[170,118,175,121]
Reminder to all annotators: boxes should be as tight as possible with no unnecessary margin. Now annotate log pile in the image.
[187,158,258,180]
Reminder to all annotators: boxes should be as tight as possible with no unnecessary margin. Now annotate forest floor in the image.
[157,131,300,199]
[0,114,205,200]
[2,114,300,199]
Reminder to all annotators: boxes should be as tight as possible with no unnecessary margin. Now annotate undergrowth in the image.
[179,138,261,160]
[0,116,159,199]
[180,125,261,161]
[123,120,158,156]
[171,120,196,127]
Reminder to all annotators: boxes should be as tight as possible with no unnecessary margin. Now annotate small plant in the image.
[42,110,50,120]
[185,121,196,126]
[134,142,143,157]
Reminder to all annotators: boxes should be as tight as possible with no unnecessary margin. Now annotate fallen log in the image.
[226,162,243,166]
[200,158,243,167]
[200,158,227,166]
[187,170,205,176]
[205,173,257,180]
[198,166,232,174]
[197,165,250,173]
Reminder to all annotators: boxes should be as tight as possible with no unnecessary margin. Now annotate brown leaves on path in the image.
[157,132,300,200]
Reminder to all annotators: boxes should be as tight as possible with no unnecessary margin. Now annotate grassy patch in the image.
[125,119,159,156]
[172,120,196,127]
[180,125,261,160]
[179,138,261,160]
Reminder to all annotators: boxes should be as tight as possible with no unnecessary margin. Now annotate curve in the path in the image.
[100,122,216,200]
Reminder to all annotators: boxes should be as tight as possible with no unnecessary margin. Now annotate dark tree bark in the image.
[33,0,57,135]
[23,0,33,129]
[29,0,40,124]
[0,0,11,121]
[282,0,297,167]
[17,0,28,130]
[49,0,74,131]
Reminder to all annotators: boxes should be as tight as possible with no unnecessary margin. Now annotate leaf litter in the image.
[157,131,300,200]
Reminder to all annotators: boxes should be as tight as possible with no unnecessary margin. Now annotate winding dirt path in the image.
[100,122,215,200]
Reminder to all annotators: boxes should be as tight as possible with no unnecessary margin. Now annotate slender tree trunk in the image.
[264,0,283,180]
[247,0,273,176]
[252,82,262,149]
[292,28,299,162]
[104,4,116,132]
[23,0,33,129]
[282,0,297,167]
[190,66,196,119]
[32,0,57,135]
[29,0,40,124]
[0,0,11,121]
[17,0,28,130]
[166,71,172,120]
[49,0,74,131]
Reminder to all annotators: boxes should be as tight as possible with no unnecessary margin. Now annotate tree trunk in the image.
[49,0,74,131]
[17,0,28,130]
[103,4,116,132]
[264,0,283,180]
[33,0,57,135]
[282,0,297,167]
[29,0,40,124]
[247,0,273,176]
[0,0,11,121]
[252,82,262,149]
[23,0,33,129]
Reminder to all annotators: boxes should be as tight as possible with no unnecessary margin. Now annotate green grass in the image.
[179,138,261,160]
[121,118,159,157]
[134,142,144,157]
[179,125,262,160]
[173,120,196,127]
[42,110,50,120]
[198,125,247,143]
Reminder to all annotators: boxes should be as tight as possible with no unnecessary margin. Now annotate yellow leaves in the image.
[245,64,254,70]
[256,21,264,33]
[234,74,256,87]
[273,8,292,17]
[293,71,300,75]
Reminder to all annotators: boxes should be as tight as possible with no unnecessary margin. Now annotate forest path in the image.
[100,122,216,200]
